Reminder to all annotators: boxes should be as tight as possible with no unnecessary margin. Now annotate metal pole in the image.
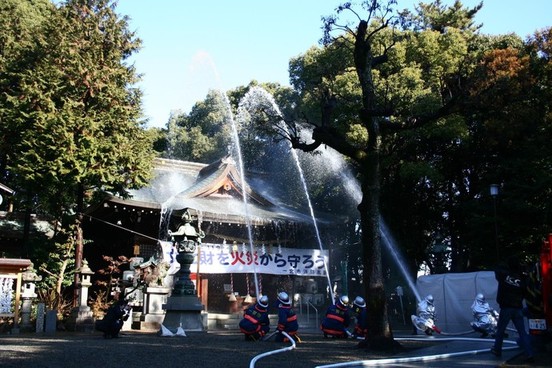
[396,286,406,325]
[490,184,500,262]
[493,196,499,261]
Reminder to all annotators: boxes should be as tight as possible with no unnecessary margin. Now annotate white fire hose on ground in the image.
[250,331,296,368]
[314,336,519,367]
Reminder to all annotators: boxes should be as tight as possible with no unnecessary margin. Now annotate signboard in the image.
[159,241,328,277]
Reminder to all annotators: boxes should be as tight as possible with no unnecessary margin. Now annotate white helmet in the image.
[476,293,485,303]
[425,294,434,304]
[338,295,350,307]
[278,291,290,305]
[353,296,366,308]
[258,295,269,308]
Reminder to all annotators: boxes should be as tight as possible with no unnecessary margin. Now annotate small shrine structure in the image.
[0,258,33,333]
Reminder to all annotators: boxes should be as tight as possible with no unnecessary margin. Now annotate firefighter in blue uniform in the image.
[321,295,351,338]
[239,295,270,341]
[351,296,368,338]
[275,291,299,342]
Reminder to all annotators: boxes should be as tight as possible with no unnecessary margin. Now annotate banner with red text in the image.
[160,241,329,277]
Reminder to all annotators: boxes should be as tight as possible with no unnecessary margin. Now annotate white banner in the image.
[159,242,329,277]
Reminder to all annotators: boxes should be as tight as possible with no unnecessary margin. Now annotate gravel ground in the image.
[1,329,550,368]
[0,330,421,368]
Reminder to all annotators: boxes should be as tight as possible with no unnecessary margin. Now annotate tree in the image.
[161,90,232,163]
[461,29,552,259]
[269,0,485,348]
[0,0,54,205]
[1,0,154,303]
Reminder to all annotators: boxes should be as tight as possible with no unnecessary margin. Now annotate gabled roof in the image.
[156,156,312,225]
[86,156,315,227]
[175,156,273,207]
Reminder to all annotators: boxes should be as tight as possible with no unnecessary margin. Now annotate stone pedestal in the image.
[20,297,34,332]
[137,286,171,331]
[66,306,95,332]
[161,295,206,332]
[160,251,206,332]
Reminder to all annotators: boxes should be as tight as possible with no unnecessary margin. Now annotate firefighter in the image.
[275,291,299,342]
[411,294,441,335]
[351,296,368,339]
[470,293,498,338]
[239,295,270,341]
[321,295,351,338]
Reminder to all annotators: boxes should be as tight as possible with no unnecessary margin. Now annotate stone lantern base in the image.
[161,295,206,333]
[66,306,95,332]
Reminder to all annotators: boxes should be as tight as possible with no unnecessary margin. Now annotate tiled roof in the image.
[89,156,317,226]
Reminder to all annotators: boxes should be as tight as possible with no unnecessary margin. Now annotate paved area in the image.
[0,329,549,367]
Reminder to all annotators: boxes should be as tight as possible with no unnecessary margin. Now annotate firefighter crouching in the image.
[321,295,351,338]
[275,291,299,342]
[470,293,498,338]
[411,294,441,335]
[351,296,368,339]
[239,295,270,341]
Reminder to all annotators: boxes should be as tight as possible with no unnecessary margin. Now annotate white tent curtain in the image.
[416,271,498,333]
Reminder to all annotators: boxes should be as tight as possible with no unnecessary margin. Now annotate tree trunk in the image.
[73,185,85,307]
[353,17,395,350]
[358,155,395,350]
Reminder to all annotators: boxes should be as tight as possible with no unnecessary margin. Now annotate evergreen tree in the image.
[0,0,154,303]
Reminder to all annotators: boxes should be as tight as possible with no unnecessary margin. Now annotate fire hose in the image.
[314,337,519,367]
[250,331,296,368]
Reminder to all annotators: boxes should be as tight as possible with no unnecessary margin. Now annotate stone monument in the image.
[160,209,206,333]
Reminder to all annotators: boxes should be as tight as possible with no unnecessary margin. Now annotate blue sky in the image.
[114,0,552,128]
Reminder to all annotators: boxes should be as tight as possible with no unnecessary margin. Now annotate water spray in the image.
[238,86,335,303]
[380,218,422,303]
[221,91,260,298]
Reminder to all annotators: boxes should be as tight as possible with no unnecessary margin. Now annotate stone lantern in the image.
[20,264,41,332]
[161,208,206,333]
[169,209,205,296]
[21,263,40,298]
[66,259,95,331]
[78,259,94,308]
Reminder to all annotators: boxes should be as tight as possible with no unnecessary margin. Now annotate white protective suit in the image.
[411,295,441,335]
[470,294,498,337]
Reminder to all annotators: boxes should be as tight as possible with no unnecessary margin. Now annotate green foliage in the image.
[287,0,551,282]
[0,0,155,308]
[162,90,231,163]
[0,0,53,184]
[289,41,360,133]
[32,222,77,316]
[399,0,483,33]
[1,0,154,218]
